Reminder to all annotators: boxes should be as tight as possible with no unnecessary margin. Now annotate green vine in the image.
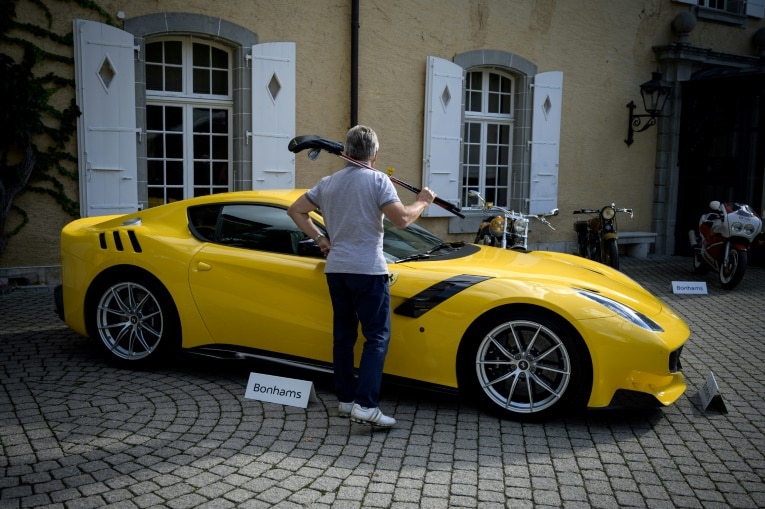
[0,0,114,256]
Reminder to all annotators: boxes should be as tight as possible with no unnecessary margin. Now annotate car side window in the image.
[188,203,307,255]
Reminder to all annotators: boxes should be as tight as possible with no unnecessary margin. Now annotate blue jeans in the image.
[326,273,391,409]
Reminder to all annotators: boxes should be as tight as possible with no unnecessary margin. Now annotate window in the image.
[422,52,561,222]
[188,203,307,255]
[699,0,744,14]
[462,69,515,207]
[145,39,232,207]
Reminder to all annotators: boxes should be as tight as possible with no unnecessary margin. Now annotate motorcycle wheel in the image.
[719,248,748,290]
[603,238,619,270]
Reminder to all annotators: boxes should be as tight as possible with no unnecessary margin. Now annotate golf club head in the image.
[308,149,321,161]
[288,135,344,156]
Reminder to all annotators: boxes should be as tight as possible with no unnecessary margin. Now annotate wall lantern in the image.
[624,71,672,146]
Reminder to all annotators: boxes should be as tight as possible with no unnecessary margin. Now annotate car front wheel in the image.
[87,273,180,367]
[458,308,592,421]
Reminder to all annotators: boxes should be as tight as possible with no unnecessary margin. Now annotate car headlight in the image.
[576,289,664,332]
[601,206,616,220]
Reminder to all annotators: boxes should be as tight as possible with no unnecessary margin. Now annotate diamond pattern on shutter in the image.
[98,55,117,91]
[268,72,282,102]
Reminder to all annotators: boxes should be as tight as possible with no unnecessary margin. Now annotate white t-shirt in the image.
[306,164,400,275]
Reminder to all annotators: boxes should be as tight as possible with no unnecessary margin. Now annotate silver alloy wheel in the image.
[475,319,571,414]
[96,282,164,361]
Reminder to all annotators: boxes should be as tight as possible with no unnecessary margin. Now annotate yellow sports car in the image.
[54,189,688,421]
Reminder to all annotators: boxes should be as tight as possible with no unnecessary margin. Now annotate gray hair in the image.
[345,125,379,161]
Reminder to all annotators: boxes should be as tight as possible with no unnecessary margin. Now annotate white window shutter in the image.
[747,0,765,18]
[422,56,463,217]
[251,42,296,189]
[529,71,563,215]
[73,19,138,217]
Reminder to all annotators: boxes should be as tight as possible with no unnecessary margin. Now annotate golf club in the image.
[288,135,465,218]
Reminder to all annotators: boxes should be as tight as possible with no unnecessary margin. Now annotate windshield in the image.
[382,219,444,262]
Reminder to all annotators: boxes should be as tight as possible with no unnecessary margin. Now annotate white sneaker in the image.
[350,404,396,428]
[338,402,354,417]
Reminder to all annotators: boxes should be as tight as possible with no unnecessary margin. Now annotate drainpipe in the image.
[351,0,359,127]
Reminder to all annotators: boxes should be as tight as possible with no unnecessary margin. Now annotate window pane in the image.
[213,162,229,185]
[166,107,183,131]
[167,187,184,203]
[164,41,182,65]
[146,105,163,131]
[193,43,209,67]
[193,109,210,133]
[212,136,228,159]
[212,70,228,95]
[194,161,211,185]
[146,133,164,158]
[212,110,228,133]
[193,69,210,94]
[148,160,164,185]
[167,161,184,185]
[165,67,183,92]
[146,64,163,90]
[146,42,162,63]
[166,133,183,158]
[211,47,228,68]
[194,134,210,159]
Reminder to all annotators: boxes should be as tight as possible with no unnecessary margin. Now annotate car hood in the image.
[398,245,664,316]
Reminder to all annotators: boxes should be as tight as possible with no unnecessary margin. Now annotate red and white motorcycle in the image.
[688,201,763,290]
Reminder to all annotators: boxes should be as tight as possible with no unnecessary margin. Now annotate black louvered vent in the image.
[99,230,142,253]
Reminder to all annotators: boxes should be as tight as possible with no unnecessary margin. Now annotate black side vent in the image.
[669,346,683,373]
[127,230,142,252]
[394,275,491,318]
[99,233,107,249]
[112,231,124,251]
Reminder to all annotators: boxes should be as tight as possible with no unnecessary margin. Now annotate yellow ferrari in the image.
[55,189,688,421]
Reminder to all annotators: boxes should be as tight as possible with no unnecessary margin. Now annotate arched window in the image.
[462,69,515,207]
[145,38,233,206]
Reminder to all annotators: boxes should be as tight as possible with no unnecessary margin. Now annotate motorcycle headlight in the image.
[514,218,528,232]
[731,222,743,234]
[489,217,505,236]
[601,206,616,220]
[577,289,664,332]
[744,224,756,235]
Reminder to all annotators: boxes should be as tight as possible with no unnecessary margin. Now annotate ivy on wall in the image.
[0,0,113,256]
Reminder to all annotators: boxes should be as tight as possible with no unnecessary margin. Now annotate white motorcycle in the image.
[688,200,763,290]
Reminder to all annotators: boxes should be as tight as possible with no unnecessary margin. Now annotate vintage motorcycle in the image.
[573,204,634,270]
[688,200,763,290]
[470,191,557,250]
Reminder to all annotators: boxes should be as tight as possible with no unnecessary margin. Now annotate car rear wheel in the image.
[458,308,591,421]
[87,273,180,367]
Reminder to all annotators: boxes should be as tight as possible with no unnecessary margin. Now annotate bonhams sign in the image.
[245,372,317,408]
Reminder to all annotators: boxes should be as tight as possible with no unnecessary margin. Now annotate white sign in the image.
[698,371,728,414]
[672,281,708,294]
[245,372,317,409]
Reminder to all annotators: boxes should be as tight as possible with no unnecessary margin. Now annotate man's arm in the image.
[382,187,436,228]
[287,194,330,256]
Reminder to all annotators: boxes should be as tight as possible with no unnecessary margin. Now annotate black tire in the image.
[720,248,747,290]
[457,308,592,421]
[604,238,619,270]
[86,271,181,368]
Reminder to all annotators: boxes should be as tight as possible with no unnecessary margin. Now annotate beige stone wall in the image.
[2,0,763,268]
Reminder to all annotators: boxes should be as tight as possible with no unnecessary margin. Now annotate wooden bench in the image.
[618,232,657,258]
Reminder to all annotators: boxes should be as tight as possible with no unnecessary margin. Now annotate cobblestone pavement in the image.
[1,256,764,508]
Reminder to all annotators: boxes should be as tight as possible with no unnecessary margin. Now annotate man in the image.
[287,125,436,428]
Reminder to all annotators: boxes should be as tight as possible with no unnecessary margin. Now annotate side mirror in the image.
[709,200,721,211]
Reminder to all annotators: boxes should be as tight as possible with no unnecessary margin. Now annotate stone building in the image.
[2,0,764,283]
